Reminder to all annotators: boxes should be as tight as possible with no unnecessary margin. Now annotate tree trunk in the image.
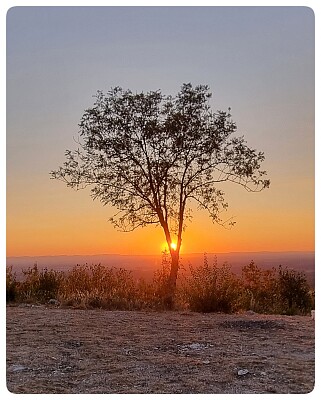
[164,250,180,309]
[159,217,182,309]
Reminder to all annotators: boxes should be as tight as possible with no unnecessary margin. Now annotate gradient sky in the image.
[6,6,315,256]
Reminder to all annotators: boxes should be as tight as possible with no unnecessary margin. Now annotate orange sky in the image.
[6,172,314,257]
[6,7,315,257]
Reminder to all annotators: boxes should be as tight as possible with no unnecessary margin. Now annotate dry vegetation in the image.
[6,255,314,315]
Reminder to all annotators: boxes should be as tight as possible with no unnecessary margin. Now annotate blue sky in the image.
[5,5,315,256]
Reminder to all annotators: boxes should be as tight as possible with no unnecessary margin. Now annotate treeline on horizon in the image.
[6,254,315,315]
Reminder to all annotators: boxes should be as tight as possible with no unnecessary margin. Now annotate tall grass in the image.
[6,256,314,315]
[59,264,138,309]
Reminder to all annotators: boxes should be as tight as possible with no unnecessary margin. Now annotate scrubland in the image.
[6,255,314,315]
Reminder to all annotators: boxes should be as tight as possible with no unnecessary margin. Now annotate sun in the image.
[161,241,178,252]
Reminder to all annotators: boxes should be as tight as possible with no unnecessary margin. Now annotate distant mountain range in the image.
[7,251,315,286]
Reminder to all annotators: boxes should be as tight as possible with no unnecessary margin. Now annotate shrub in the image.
[277,266,313,315]
[182,255,241,313]
[111,252,177,311]
[18,265,63,303]
[6,266,18,302]
[240,262,314,315]
[240,261,280,314]
[58,264,139,310]
[150,251,173,309]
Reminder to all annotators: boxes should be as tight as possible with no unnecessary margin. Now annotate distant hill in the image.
[7,251,315,287]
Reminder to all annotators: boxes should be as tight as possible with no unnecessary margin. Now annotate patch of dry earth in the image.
[6,305,315,394]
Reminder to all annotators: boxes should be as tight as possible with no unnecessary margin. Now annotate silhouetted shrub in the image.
[240,261,280,314]
[182,255,242,313]
[6,266,18,302]
[240,262,314,315]
[58,264,138,309]
[277,266,313,315]
[19,265,63,302]
[150,251,174,309]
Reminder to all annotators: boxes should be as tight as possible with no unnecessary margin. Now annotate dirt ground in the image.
[6,304,315,394]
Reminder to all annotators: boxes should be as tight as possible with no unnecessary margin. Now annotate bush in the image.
[240,262,314,315]
[150,251,174,309]
[277,266,313,315]
[240,261,280,314]
[182,255,241,313]
[19,265,63,303]
[57,255,182,310]
[58,264,138,310]
[6,266,18,302]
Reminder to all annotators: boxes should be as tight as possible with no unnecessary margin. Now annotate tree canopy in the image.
[51,83,270,305]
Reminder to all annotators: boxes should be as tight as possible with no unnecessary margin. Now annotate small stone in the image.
[10,365,28,372]
[48,299,59,306]
[237,369,249,376]
[189,343,202,350]
[202,360,210,364]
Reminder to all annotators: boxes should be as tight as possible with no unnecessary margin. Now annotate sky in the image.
[6,5,315,257]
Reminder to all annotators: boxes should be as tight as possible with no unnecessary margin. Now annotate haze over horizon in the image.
[7,250,315,288]
[7,249,315,259]
[6,7,314,257]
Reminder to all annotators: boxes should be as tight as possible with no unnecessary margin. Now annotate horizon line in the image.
[6,250,315,259]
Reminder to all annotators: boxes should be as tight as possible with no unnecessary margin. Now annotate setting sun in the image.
[161,241,178,252]
[170,243,177,251]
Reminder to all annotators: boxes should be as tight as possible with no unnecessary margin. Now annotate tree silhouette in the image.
[51,83,270,307]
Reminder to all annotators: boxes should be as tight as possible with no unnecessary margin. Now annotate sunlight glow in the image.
[161,241,178,253]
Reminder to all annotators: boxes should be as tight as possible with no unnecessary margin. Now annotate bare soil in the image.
[6,304,315,394]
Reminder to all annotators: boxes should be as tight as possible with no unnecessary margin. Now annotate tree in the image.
[51,83,270,307]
